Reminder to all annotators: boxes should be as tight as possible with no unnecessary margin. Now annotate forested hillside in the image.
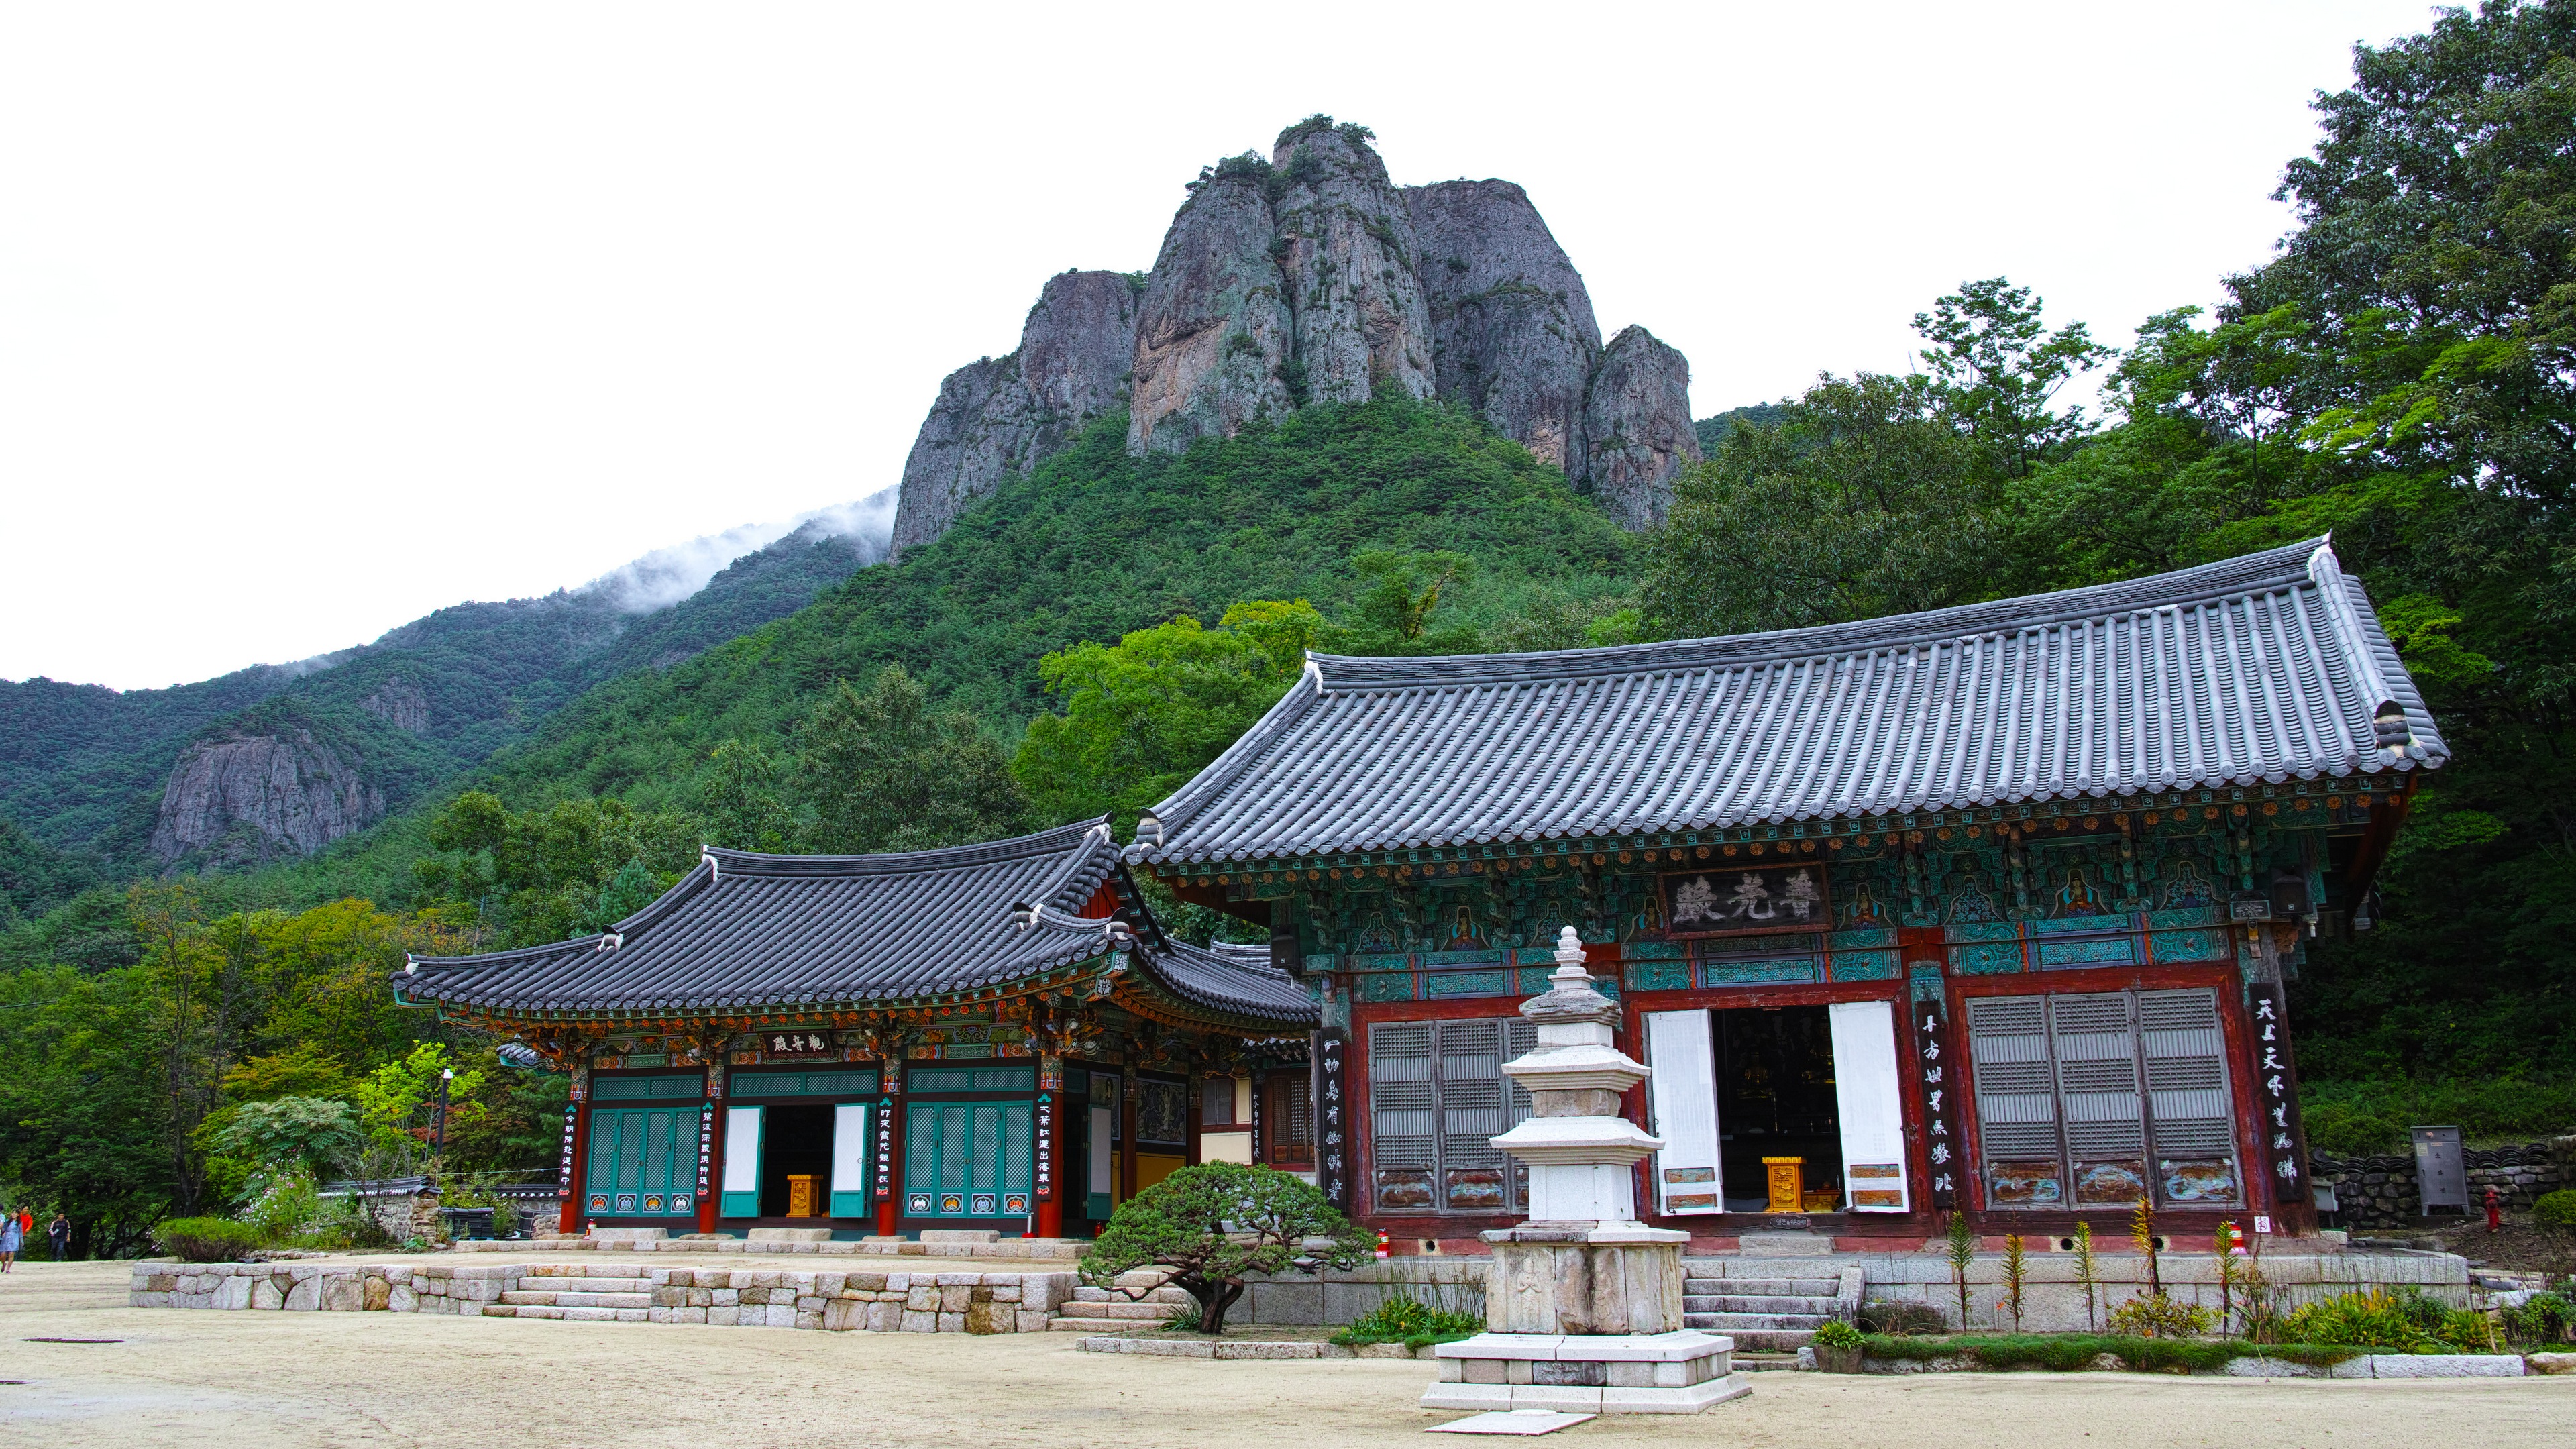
[0,517,882,885]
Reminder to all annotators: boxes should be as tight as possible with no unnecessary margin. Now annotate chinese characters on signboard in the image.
[1911,996,1959,1210]
[1315,1034,1348,1210]
[557,1104,580,1199]
[1660,863,1830,935]
[1034,1093,1054,1203]
[875,1094,896,1200]
[696,1104,714,1197]
[2247,983,2306,1204]
[761,1030,835,1059]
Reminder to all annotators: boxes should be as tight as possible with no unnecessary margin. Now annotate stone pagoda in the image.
[1422,928,1750,1415]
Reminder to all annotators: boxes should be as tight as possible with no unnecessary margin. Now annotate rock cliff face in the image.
[1407,179,1601,480]
[894,117,1700,544]
[890,270,1141,551]
[356,675,429,733]
[1581,326,1703,529]
[1128,172,1295,455]
[149,725,386,868]
[1269,120,1434,409]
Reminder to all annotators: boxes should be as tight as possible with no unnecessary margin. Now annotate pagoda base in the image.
[1423,1330,1750,1415]
[1483,1222,1689,1335]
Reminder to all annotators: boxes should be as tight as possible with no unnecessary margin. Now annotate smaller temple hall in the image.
[396,819,1317,1238]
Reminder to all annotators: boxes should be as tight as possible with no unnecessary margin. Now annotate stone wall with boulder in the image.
[2311,1139,2574,1228]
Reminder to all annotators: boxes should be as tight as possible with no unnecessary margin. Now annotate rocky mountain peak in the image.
[892,119,1702,549]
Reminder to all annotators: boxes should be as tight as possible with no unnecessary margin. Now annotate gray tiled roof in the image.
[1129,539,2445,866]
[1136,938,1315,1024]
[397,818,1307,1025]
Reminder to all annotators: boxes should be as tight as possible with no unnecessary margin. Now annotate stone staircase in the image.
[1680,1256,1862,1352]
[1045,1283,1196,1333]
[495,1269,657,1321]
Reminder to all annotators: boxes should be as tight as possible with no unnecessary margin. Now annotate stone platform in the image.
[1424,1330,1749,1415]
[131,1260,1078,1333]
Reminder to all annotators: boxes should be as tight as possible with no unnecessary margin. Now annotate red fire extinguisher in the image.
[1375,1228,1391,1260]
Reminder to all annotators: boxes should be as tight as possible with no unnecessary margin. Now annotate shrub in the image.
[2438,1307,2501,1352]
[1159,1300,1201,1333]
[1813,1320,1862,1350]
[2534,1189,2576,1231]
[1336,1294,1483,1346]
[2282,1289,2438,1350]
[242,1172,325,1245]
[2502,1291,2572,1344]
[1859,1300,1947,1336]
[2106,1292,2218,1339]
[1858,1333,2362,1373]
[152,1218,264,1263]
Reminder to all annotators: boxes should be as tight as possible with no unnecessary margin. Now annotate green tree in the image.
[1642,372,2000,637]
[200,1096,364,1194]
[1330,550,1482,654]
[1081,1162,1370,1334]
[792,666,1030,853]
[1912,276,2114,478]
[1013,602,1324,826]
[698,739,790,852]
[570,858,666,936]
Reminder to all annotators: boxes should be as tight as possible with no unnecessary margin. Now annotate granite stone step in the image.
[1684,1295,1840,1316]
[1685,1320,1819,1352]
[1684,1311,1831,1331]
[517,1279,655,1295]
[1046,1316,1142,1333]
[1682,1277,1841,1297]
[1095,1301,1189,1320]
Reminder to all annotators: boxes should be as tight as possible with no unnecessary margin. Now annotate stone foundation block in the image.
[1016,1310,1052,1333]
[706,1307,739,1326]
[388,1286,417,1313]
[936,1311,965,1333]
[253,1279,284,1311]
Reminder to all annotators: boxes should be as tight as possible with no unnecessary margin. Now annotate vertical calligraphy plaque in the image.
[2247,982,2311,1224]
[1313,1031,1348,1210]
[1911,995,1960,1210]
[557,1103,580,1201]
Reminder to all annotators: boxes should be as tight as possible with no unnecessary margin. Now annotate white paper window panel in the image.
[1088,1106,1115,1194]
[829,1103,868,1195]
[722,1106,762,1193]
[1644,1009,1722,1215]
[1828,1000,1909,1213]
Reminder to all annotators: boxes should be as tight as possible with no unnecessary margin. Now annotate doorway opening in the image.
[1714,1005,1843,1213]
[759,1102,834,1217]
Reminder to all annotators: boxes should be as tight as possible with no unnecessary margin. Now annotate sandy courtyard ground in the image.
[0,1260,2569,1448]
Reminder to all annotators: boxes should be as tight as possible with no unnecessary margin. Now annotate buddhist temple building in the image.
[396,819,1316,1238]
[1123,537,2443,1243]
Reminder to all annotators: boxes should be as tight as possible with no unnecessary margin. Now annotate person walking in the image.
[2485,1183,2504,1233]
[0,1208,20,1272]
[47,1212,69,1261]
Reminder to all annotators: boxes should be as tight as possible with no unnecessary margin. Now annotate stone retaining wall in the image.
[2311,1140,2573,1228]
[454,1236,1085,1260]
[130,1261,1077,1333]
[1851,1248,2470,1334]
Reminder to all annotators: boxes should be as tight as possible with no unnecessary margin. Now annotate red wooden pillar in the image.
[1036,1054,1065,1239]
[696,1060,724,1235]
[559,1091,592,1234]
[877,1065,904,1236]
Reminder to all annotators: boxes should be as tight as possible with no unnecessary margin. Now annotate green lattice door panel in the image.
[584,1106,700,1216]
[903,1100,1034,1218]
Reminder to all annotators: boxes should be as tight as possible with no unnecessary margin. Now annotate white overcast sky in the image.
[2,1,2449,690]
